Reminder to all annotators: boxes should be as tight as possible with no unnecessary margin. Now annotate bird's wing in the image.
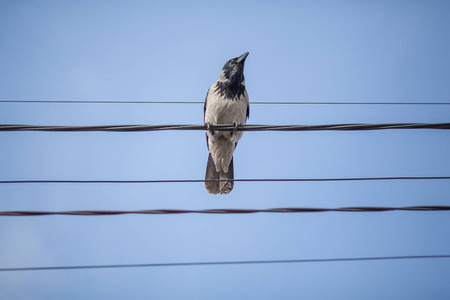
[204,86,211,122]
[204,86,212,150]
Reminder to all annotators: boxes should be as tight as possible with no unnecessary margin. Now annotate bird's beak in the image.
[236,52,249,63]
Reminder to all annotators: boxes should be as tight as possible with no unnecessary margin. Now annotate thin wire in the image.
[1,123,450,132]
[1,255,449,272]
[1,100,450,105]
[1,176,450,184]
[1,206,450,216]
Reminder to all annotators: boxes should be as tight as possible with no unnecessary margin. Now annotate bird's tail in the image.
[205,154,234,194]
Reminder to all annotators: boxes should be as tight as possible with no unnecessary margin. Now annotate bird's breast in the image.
[205,85,248,125]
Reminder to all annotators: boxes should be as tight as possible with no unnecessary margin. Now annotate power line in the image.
[1,255,449,272]
[1,122,450,132]
[1,206,450,216]
[1,176,450,184]
[1,100,450,105]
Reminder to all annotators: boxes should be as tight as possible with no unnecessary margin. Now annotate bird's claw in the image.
[205,122,214,135]
[233,122,241,132]
[231,122,241,136]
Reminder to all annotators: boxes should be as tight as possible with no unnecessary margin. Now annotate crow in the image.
[204,52,250,194]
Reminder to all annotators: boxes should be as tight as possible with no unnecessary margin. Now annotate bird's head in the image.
[218,52,249,85]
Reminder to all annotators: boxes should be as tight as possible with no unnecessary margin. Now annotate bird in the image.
[204,52,250,194]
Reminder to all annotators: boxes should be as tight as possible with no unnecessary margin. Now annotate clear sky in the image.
[1,0,450,299]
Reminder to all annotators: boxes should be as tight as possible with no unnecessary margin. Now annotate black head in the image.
[221,52,249,84]
[215,52,249,99]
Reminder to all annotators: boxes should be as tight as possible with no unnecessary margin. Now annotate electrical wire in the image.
[1,255,449,272]
[1,176,450,184]
[1,122,450,132]
[1,100,450,105]
[1,206,449,216]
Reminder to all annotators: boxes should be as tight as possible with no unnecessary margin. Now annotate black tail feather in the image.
[205,154,234,195]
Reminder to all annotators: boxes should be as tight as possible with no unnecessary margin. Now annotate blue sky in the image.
[1,0,450,299]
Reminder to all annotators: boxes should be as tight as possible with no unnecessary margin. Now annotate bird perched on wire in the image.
[204,52,250,194]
